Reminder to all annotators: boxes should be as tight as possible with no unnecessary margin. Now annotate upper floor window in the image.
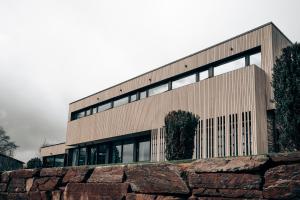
[114,96,129,108]
[77,111,85,119]
[140,91,147,99]
[214,57,245,76]
[250,52,261,67]
[130,94,137,102]
[86,108,91,116]
[98,102,112,112]
[92,107,97,114]
[199,70,209,80]
[172,74,196,89]
[148,83,168,97]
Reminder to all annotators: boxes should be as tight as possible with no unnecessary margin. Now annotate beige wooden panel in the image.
[67,65,267,154]
[69,23,281,114]
[40,143,66,157]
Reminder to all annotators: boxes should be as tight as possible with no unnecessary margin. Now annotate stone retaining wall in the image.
[1,152,300,200]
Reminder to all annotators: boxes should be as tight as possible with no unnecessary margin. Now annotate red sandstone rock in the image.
[7,192,28,200]
[269,151,300,163]
[31,177,60,191]
[40,167,68,177]
[0,183,7,192]
[26,178,34,192]
[10,169,39,178]
[192,188,263,198]
[126,193,156,200]
[7,178,26,192]
[87,166,124,183]
[29,191,41,199]
[62,167,91,184]
[40,191,52,200]
[64,182,129,200]
[188,172,261,189]
[156,196,186,200]
[187,155,268,173]
[0,171,10,183]
[125,164,189,195]
[263,163,300,199]
[52,190,61,200]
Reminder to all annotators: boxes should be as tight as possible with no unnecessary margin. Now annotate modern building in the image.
[41,22,292,167]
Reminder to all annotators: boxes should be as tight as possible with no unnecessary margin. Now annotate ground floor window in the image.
[43,154,65,168]
[67,133,151,166]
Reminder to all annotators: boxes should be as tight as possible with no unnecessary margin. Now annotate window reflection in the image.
[172,74,196,89]
[140,91,147,99]
[98,102,112,112]
[130,94,137,102]
[54,155,64,167]
[78,148,86,165]
[122,142,134,163]
[138,140,150,161]
[98,144,109,164]
[114,97,129,107]
[214,57,245,76]
[148,83,168,96]
[72,148,79,166]
[250,52,261,67]
[112,143,122,163]
[88,146,97,165]
[199,70,209,80]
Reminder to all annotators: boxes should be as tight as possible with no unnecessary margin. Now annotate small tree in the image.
[272,43,300,151]
[27,157,43,169]
[0,126,18,156]
[165,110,199,160]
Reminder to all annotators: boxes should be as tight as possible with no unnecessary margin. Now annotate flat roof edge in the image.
[70,22,288,105]
[40,142,66,149]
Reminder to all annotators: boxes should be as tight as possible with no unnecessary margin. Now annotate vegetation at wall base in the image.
[27,157,43,169]
[164,110,199,160]
[272,42,300,151]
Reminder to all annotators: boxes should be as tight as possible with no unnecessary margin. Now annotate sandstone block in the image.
[31,177,60,191]
[125,164,189,195]
[40,167,67,177]
[26,178,34,192]
[10,169,39,179]
[52,190,61,200]
[270,151,300,163]
[126,193,156,200]
[7,193,28,200]
[156,196,186,200]
[192,188,263,198]
[0,171,10,183]
[188,172,261,189]
[62,167,91,184]
[7,178,26,192]
[187,155,268,173]
[64,183,129,200]
[263,164,300,199]
[87,166,124,183]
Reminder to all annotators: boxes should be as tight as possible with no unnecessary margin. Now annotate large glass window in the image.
[92,107,97,114]
[114,97,129,108]
[122,142,134,163]
[97,144,109,164]
[214,57,245,76]
[140,91,147,99]
[85,108,91,116]
[148,83,168,97]
[130,94,137,102]
[250,52,261,67]
[88,146,97,165]
[199,70,209,80]
[98,102,112,112]
[54,154,65,167]
[44,156,54,168]
[112,143,122,163]
[71,148,79,166]
[77,111,85,119]
[172,74,196,89]
[78,147,87,166]
[138,140,150,162]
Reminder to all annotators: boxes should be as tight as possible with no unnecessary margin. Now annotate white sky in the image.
[0,0,299,162]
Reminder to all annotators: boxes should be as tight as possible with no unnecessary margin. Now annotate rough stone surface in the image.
[52,190,62,200]
[31,177,60,191]
[26,178,34,192]
[40,167,68,177]
[0,183,6,192]
[62,166,91,184]
[264,163,300,199]
[7,178,26,192]
[88,166,124,183]
[186,155,269,173]
[126,193,156,200]
[10,169,39,178]
[7,192,28,200]
[125,164,189,194]
[64,183,129,200]
[0,171,10,183]
[193,188,263,198]
[188,172,261,189]
[0,192,8,200]
[269,151,300,163]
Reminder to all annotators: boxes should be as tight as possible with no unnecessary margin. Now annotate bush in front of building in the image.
[165,110,199,160]
[273,43,300,151]
[27,157,43,169]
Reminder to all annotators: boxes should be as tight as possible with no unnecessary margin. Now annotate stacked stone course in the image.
[1,152,300,200]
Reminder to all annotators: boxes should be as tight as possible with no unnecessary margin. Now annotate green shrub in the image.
[272,43,300,151]
[27,157,42,169]
[165,110,199,160]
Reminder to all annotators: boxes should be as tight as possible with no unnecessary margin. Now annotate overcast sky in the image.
[0,0,300,162]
